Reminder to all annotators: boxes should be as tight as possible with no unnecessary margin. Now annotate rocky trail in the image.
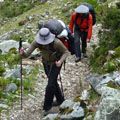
[0,25,100,120]
[0,0,120,119]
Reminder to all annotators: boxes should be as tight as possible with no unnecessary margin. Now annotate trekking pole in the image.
[63,61,66,70]
[19,37,23,110]
[59,74,64,98]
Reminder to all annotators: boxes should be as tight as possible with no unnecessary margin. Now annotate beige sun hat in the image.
[36,28,55,45]
[57,20,68,38]
[75,5,89,13]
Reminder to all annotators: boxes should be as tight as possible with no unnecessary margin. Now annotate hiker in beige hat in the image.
[20,27,69,115]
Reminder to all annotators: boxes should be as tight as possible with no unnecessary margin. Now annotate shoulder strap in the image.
[74,13,79,26]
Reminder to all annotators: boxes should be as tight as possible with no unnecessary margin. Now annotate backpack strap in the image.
[74,13,80,27]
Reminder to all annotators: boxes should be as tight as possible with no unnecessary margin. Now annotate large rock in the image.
[86,71,120,94]
[0,39,31,54]
[0,30,18,41]
[95,87,120,120]
[60,99,75,109]
[4,68,21,79]
[59,100,84,120]
[0,104,8,109]
[0,40,19,54]
[43,114,58,120]
[6,83,17,93]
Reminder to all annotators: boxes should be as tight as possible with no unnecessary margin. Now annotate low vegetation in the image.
[90,2,120,73]
[0,0,40,18]
[0,43,40,112]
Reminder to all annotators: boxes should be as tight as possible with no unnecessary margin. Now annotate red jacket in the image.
[69,12,93,40]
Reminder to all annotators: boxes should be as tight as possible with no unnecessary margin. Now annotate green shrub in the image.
[104,61,116,72]
[103,8,120,30]
[10,34,21,41]
[89,88,100,103]
[0,66,5,76]
[90,6,120,73]
[0,77,10,87]
[6,53,20,68]
[114,46,120,58]
[0,0,36,18]
[107,81,120,90]
[23,79,32,90]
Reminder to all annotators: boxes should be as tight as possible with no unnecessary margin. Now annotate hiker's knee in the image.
[46,84,56,91]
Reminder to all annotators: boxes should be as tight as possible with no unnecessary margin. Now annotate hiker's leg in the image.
[43,62,50,77]
[43,63,53,110]
[54,79,64,104]
[43,63,61,111]
[74,30,81,59]
[81,31,87,54]
[53,65,64,103]
[67,31,75,55]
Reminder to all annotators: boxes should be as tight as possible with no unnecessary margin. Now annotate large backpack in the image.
[38,19,64,35]
[44,19,64,36]
[81,3,96,25]
[39,19,75,55]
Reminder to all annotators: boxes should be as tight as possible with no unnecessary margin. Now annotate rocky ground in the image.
[0,56,90,120]
[0,25,100,120]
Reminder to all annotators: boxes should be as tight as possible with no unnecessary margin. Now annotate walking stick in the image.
[63,61,66,70]
[19,38,23,110]
[59,74,64,98]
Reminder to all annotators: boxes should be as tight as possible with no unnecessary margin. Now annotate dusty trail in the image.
[1,25,100,120]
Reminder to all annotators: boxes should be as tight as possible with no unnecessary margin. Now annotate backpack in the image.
[81,3,96,25]
[57,26,75,55]
[44,19,64,36]
[40,19,75,55]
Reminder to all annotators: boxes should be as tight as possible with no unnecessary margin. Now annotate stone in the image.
[6,83,17,93]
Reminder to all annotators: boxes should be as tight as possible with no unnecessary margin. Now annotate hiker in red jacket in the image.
[69,5,93,62]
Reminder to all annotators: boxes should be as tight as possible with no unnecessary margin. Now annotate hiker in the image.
[38,19,75,55]
[20,27,69,115]
[69,4,93,62]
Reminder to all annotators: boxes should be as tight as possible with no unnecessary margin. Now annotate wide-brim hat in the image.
[36,28,55,45]
[75,5,89,13]
[57,20,68,38]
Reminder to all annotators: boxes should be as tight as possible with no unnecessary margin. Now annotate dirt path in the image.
[1,25,100,120]
[0,55,90,120]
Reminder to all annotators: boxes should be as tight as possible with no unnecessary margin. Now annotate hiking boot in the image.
[43,110,49,116]
[43,109,52,116]
[75,57,81,63]
[83,53,88,58]
[43,106,52,116]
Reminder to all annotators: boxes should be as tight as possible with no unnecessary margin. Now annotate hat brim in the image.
[75,5,89,13]
[57,29,68,38]
[36,33,55,45]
